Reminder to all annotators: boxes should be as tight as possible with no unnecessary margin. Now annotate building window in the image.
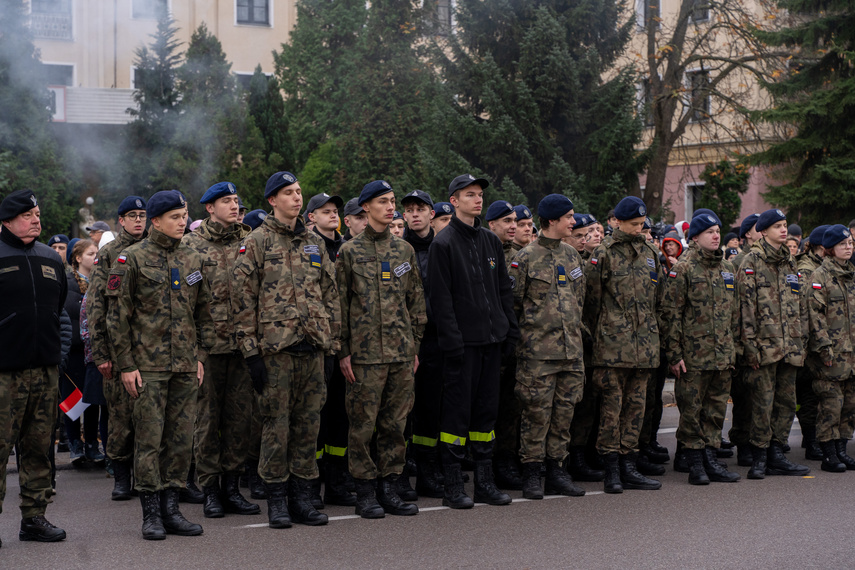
[636,0,659,29]
[685,182,705,220]
[43,63,74,86]
[31,0,72,41]
[431,0,453,36]
[638,77,655,127]
[234,72,273,91]
[237,0,269,25]
[690,0,710,23]
[686,69,711,122]
[133,0,168,19]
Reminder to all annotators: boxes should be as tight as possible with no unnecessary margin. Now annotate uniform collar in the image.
[0,227,34,250]
[537,235,562,250]
[364,223,390,241]
[148,227,181,251]
[450,214,482,237]
[263,214,307,238]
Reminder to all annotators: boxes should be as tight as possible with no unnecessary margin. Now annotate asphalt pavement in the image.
[2,405,853,569]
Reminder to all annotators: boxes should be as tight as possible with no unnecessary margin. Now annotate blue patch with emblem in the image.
[786,273,799,293]
[171,268,181,290]
[649,271,658,285]
[310,254,322,269]
[381,261,391,281]
[557,266,567,287]
[721,271,734,290]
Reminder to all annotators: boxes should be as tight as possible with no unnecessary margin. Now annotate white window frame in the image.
[635,0,660,31]
[689,0,711,24]
[685,67,711,123]
[684,182,705,220]
[42,62,75,87]
[131,0,170,20]
[235,0,273,28]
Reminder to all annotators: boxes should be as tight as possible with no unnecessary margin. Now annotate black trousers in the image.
[411,332,443,455]
[318,356,349,464]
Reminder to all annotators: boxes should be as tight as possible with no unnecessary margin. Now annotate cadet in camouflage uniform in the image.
[795,225,828,461]
[737,208,810,479]
[512,205,534,250]
[662,213,741,485]
[807,225,855,472]
[87,195,148,501]
[182,182,258,519]
[508,194,586,499]
[583,196,662,494]
[106,190,214,540]
[233,172,340,529]
[337,180,426,519]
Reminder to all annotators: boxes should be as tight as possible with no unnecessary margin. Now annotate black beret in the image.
[613,196,647,221]
[358,180,394,205]
[537,194,574,220]
[513,205,532,220]
[739,213,760,238]
[0,189,38,221]
[485,200,515,222]
[573,214,597,229]
[808,225,829,246]
[48,234,69,245]
[433,202,455,218]
[243,209,268,230]
[688,213,721,239]
[756,208,786,232]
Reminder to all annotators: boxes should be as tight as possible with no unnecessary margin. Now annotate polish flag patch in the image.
[239,245,246,254]
[813,283,822,289]
[744,268,754,275]
[117,254,127,264]
[591,258,598,265]
[510,261,519,268]
[669,270,677,278]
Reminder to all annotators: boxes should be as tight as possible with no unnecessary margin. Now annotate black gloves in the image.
[245,355,268,395]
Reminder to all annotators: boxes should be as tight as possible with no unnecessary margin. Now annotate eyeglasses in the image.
[123,213,147,221]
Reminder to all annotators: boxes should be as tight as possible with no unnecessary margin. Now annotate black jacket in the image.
[404,227,434,323]
[427,215,519,356]
[64,271,84,349]
[314,227,343,262]
[0,228,67,371]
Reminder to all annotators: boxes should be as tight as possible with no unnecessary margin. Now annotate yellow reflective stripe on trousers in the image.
[324,444,347,457]
[469,430,496,442]
[412,435,438,448]
[315,449,324,459]
[440,432,467,446]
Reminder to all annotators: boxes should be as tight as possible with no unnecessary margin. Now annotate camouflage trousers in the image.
[133,371,198,492]
[247,391,262,462]
[346,362,414,480]
[744,361,797,449]
[494,354,522,459]
[0,366,57,518]
[813,376,855,442]
[258,351,325,483]
[594,367,651,455]
[515,359,584,463]
[728,367,752,446]
[193,353,253,488]
[675,369,732,450]
[103,373,135,462]
[569,364,599,447]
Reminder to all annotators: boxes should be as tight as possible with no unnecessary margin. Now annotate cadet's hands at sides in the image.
[122,370,143,398]
[340,355,356,384]
[197,361,204,386]
[245,355,268,394]
[413,355,419,375]
[670,360,686,380]
[97,361,113,380]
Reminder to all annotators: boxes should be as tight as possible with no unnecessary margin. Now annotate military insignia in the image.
[171,268,181,290]
[310,254,322,268]
[557,266,567,286]
[442,205,451,213]
[94,258,99,265]
[381,261,391,281]
[393,262,411,277]
[303,245,321,254]
[646,258,655,269]
[523,209,530,217]
[185,270,203,286]
[283,173,295,183]
[787,273,799,293]
[706,215,716,223]
[649,271,658,284]
[722,271,734,290]
[107,274,122,290]
[639,205,646,216]
[813,283,822,289]
[179,195,186,206]
[776,209,784,217]
[410,191,418,197]
[468,174,475,180]
[118,254,127,264]
[591,258,598,265]
[382,181,391,189]
[505,202,512,209]
[228,183,236,193]
[135,199,143,208]
[239,245,246,254]
[30,194,37,206]
[570,267,583,280]
[41,265,57,281]
[744,268,754,275]
[487,257,496,270]
[509,275,516,289]
[510,261,519,269]
[669,270,677,278]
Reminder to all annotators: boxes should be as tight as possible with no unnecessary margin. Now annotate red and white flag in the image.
[59,388,89,421]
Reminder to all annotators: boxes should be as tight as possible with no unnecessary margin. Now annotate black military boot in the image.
[521,461,543,500]
[222,473,261,515]
[178,464,204,504]
[442,463,474,509]
[247,458,266,500]
[567,446,604,482]
[801,426,823,460]
[138,491,165,541]
[288,477,329,526]
[715,446,734,458]
[473,460,512,505]
[396,472,418,502]
[636,451,666,476]
[265,482,291,529]
[545,458,585,497]
[820,440,846,473]
[309,477,324,510]
[766,441,811,476]
[19,515,67,543]
[737,444,754,467]
[702,448,740,482]
[643,440,670,464]
[160,488,203,536]
[354,478,385,519]
[619,453,661,490]
[672,444,689,473]
[202,481,224,519]
[836,439,855,470]
[324,459,357,506]
[747,445,767,479]
[493,452,524,490]
[111,460,133,501]
[415,452,444,498]
[378,474,419,516]
[601,453,623,494]
[686,449,710,486]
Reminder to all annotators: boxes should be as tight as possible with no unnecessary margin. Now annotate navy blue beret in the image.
[358,180,394,206]
[822,224,850,250]
[401,189,434,208]
[485,200,515,222]
[393,211,404,221]
[643,217,653,230]
[118,195,147,216]
[343,198,363,218]
[688,213,721,239]
[0,189,38,221]
[48,234,69,245]
[808,225,829,246]
[692,208,716,219]
[513,205,532,220]
[788,223,802,236]
[613,196,647,220]
[739,213,760,238]
[756,208,787,232]
[147,190,187,219]
[573,214,597,229]
[537,194,574,220]
[264,171,298,198]
[200,181,237,204]
[66,238,79,264]
[243,209,267,230]
[448,174,489,198]
[433,202,455,217]
[238,197,246,211]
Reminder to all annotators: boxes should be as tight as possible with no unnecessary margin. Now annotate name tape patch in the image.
[394,262,411,277]
[570,267,583,280]
[185,270,203,286]
[303,245,320,255]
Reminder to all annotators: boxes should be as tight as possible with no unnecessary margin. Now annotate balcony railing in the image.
[31,12,73,41]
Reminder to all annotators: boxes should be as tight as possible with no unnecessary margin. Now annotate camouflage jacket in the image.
[502,241,518,268]
[182,218,250,355]
[509,236,585,365]
[737,239,804,367]
[86,227,146,366]
[233,214,340,358]
[807,257,855,378]
[731,241,752,271]
[662,247,738,370]
[336,224,426,364]
[797,249,824,351]
[583,229,662,368]
[105,228,214,373]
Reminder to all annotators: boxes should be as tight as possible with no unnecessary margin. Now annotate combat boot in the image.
[673,445,689,473]
[601,453,622,494]
[716,447,734,458]
[766,441,810,476]
[521,461,543,500]
[247,458,266,500]
[619,453,661,490]
[202,482,224,518]
[442,463,474,509]
[643,440,670,464]
[636,452,666,476]
[473,460,512,505]
[288,477,329,526]
[747,445,767,479]
[19,515,67,543]
[702,448,740,482]
[378,474,419,516]
[567,446,604,482]
[544,458,585,497]
[324,460,357,506]
[265,482,291,528]
[836,439,855,470]
[111,460,133,501]
[309,477,324,510]
[819,441,846,473]
[801,426,823,461]
[139,491,165,541]
[160,488,203,536]
[415,453,444,498]
[178,464,204,504]
[736,444,754,467]
[222,474,260,515]
[686,449,710,486]
[354,479,385,519]
[493,452,524,490]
